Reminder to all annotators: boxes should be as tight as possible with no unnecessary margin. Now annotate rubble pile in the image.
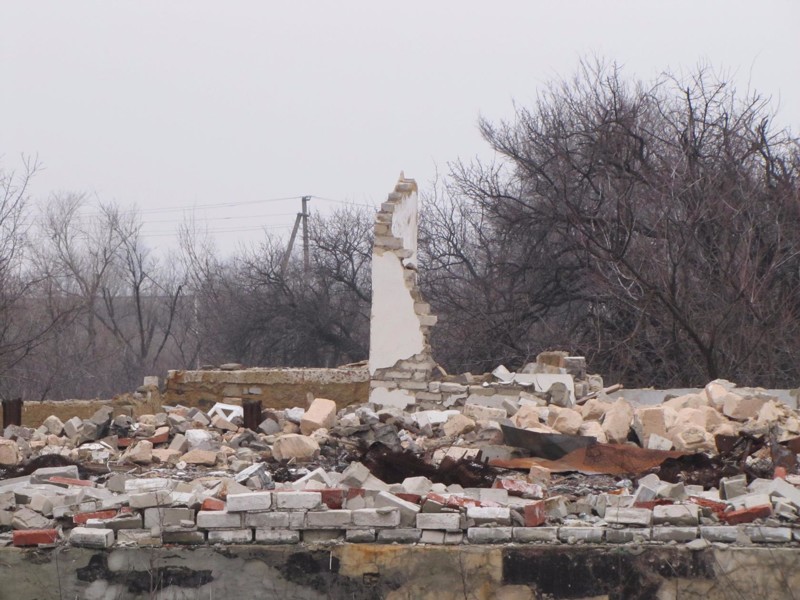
[2,355,800,550]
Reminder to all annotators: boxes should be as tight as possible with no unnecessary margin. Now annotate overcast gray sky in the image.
[2,1,798,254]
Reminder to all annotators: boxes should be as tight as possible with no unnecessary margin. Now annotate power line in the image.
[310,195,377,209]
[77,195,304,218]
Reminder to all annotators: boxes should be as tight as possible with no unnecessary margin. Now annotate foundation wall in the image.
[1,544,798,600]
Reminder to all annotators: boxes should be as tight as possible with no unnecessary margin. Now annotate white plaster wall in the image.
[368,250,425,374]
[389,189,418,268]
[369,386,416,409]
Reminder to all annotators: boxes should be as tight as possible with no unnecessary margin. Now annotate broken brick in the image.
[201,498,226,511]
[73,509,118,525]
[720,504,772,525]
[523,501,547,527]
[13,529,59,547]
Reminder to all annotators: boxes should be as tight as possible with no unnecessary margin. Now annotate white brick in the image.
[374,492,420,527]
[274,491,321,510]
[558,527,603,543]
[744,526,793,543]
[604,507,652,527]
[227,492,272,512]
[69,527,114,548]
[466,506,511,526]
[651,527,698,542]
[467,527,512,543]
[653,504,699,526]
[416,512,461,531]
[245,512,290,528]
[512,527,559,543]
[207,529,252,543]
[352,508,401,528]
[254,529,300,544]
[305,510,352,528]
[129,490,170,509]
[196,510,242,529]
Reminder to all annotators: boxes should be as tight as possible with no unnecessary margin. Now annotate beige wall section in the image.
[15,367,368,427]
[163,366,369,411]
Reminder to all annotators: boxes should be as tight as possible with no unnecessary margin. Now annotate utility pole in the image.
[280,196,312,278]
[301,195,310,275]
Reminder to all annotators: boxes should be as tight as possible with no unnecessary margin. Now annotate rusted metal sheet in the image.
[500,425,595,461]
[498,423,687,476]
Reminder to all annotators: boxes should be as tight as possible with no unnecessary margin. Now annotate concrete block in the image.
[274,491,321,510]
[700,525,744,544]
[467,527,512,543]
[196,510,242,529]
[116,529,162,546]
[143,507,193,529]
[352,508,401,528]
[604,507,652,527]
[161,530,207,545]
[512,527,559,543]
[300,398,337,435]
[769,478,800,510]
[744,525,793,543]
[129,490,171,509]
[227,492,272,512]
[254,529,300,544]
[302,529,344,544]
[245,512,290,528]
[653,504,699,526]
[69,527,114,548]
[558,527,603,543]
[306,510,352,528]
[374,492,420,527]
[340,462,371,488]
[606,528,651,543]
[345,529,376,543]
[376,528,422,543]
[466,506,512,526]
[416,512,461,531]
[720,474,748,499]
[651,527,698,542]
[207,529,253,543]
[272,434,320,462]
[30,466,79,485]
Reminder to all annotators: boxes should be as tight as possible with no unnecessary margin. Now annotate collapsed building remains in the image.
[1,176,800,599]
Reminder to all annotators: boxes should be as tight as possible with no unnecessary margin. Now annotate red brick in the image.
[47,476,95,488]
[201,498,226,511]
[73,509,118,524]
[688,496,728,516]
[117,437,134,448]
[424,492,496,510]
[320,489,347,509]
[720,504,772,525]
[493,479,544,499]
[13,529,59,546]
[346,488,366,500]
[395,493,422,505]
[523,501,547,527]
[774,466,788,480]
[147,431,170,445]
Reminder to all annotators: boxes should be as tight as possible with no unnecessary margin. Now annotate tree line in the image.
[1,61,798,400]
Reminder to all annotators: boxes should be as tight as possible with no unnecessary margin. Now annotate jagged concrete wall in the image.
[369,175,438,410]
[2,545,799,600]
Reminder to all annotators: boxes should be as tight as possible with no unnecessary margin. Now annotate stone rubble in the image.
[2,353,800,550]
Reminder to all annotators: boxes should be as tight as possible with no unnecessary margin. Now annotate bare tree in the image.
[0,159,71,398]
[450,59,800,387]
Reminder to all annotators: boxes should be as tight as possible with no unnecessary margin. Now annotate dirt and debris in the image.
[1,353,800,550]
